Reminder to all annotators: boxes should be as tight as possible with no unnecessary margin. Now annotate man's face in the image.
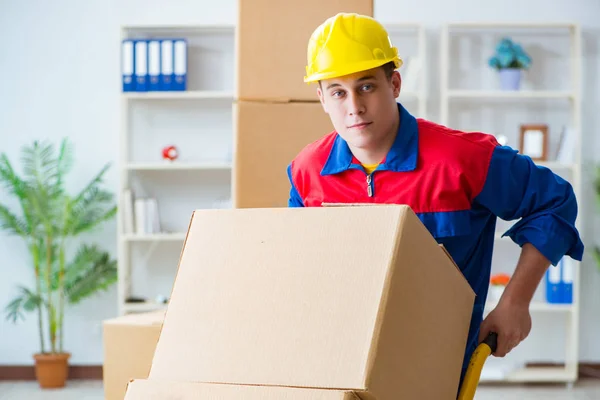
[317,66,401,151]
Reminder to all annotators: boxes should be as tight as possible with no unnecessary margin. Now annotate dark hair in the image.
[318,61,397,88]
[381,61,397,80]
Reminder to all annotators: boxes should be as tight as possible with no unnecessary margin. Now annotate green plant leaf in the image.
[63,244,117,305]
[594,248,600,272]
[4,286,44,323]
[65,163,116,235]
[0,154,39,237]
[55,138,74,189]
[0,204,29,236]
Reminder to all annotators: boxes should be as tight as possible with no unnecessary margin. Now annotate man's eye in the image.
[332,91,344,97]
[361,84,373,91]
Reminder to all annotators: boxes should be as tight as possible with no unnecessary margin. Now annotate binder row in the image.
[545,257,573,304]
[122,38,188,92]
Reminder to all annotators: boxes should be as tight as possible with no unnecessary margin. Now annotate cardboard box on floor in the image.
[124,205,475,399]
[233,101,333,208]
[102,310,164,400]
[236,0,374,102]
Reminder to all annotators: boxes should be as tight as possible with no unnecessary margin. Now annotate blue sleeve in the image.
[473,145,584,265]
[287,163,304,207]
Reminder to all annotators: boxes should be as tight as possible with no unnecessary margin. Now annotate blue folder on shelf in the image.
[173,38,187,91]
[160,39,174,91]
[121,39,135,92]
[545,257,573,304]
[148,39,161,91]
[134,39,148,92]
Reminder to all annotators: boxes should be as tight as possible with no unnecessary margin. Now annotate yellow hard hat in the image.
[304,13,403,83]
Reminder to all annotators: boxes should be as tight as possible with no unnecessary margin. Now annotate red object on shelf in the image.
[162,145,178,161]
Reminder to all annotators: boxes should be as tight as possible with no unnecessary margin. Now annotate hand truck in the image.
[457,332,498,400]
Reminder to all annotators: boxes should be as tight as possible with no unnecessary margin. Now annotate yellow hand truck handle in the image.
[457,332,498,400]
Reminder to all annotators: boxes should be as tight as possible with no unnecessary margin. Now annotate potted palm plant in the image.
[0,138,118,388]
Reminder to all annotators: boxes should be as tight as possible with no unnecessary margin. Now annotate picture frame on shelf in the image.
[519,124,548,161]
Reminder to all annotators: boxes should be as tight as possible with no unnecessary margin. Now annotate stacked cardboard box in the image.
[233,0,375,208]
[123,205,475,399]
[102,310,164,400]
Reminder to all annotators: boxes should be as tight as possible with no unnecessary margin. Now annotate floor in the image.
[0,380,599,399]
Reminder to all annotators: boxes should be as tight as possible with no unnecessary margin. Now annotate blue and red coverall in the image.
[287,102,584,380]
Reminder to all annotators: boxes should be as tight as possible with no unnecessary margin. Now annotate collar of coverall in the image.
[320,102,419,176]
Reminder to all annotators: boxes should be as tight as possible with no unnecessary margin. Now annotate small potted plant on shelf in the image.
[0,138,118,389]
[489,273,511,302]
[488,37,532,90]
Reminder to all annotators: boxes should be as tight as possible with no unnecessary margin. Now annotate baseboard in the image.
[0,365,103,380]
[526,362,600,379]
[1,363,598,381]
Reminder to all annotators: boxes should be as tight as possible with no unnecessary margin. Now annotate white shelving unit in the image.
[440,22,582,385]
[117,24,236,315]
[385,23,427,118]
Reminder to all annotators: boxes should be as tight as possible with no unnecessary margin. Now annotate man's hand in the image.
[479,299,532,357]
[479,243,550,357]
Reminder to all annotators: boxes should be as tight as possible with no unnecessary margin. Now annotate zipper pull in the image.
[366,174,373,197]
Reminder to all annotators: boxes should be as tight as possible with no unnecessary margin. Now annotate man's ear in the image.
[391,71,401,98]
[317,85,328,113]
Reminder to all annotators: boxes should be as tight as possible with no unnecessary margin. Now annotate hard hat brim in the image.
[304,57,403,83]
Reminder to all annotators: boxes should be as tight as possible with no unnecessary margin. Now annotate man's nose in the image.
[347,92,365,116]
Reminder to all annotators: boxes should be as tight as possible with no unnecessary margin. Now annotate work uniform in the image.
[286,102,584,380]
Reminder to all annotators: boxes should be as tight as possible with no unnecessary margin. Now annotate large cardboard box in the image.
[125,206,475,400]
[233,101,333,208]
[103,310,164,400]
[236,0,374,102]
[125,379,361,399]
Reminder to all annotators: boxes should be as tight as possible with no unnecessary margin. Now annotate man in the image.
[287,12,584,386]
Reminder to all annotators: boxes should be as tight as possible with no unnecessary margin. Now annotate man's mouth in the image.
[348,122,372,129]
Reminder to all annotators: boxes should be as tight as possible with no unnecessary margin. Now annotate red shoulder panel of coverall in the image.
[290,119,499,212]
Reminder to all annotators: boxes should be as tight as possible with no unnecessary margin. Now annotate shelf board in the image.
[122,24,235,35]
[480,365,577,383]
[485,300,574,313]
[446,22,577,30]
[123,232,187,242]
[123,301,168,313]
[446,90,574,99]
[126,162,232,171]
[122,90,234,100]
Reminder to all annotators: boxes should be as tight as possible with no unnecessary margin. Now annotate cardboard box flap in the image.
[322,202,473,296]
[124,379,360,400]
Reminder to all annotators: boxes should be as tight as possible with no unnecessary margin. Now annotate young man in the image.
[287,12,584,384]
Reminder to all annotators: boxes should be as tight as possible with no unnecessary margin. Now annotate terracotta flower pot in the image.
[33,352,70,388]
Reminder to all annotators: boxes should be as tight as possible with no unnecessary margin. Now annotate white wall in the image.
[0,0,599,366]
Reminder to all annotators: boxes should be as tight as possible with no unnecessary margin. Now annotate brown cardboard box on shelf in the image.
[236,0,374,102]
[124,205,475,400]
[232,101,333,208]
[102,310,164,400]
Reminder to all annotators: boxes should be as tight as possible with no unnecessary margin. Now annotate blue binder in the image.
[148,40,161,91]
[121,39,135,92]
[173,38,187,91]
[160,39,174,91]
[545,258,573,304]
[134,40,148,92]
